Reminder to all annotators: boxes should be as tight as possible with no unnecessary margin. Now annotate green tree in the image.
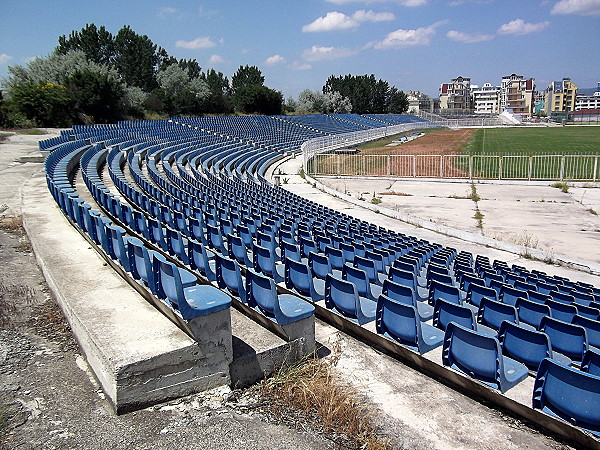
[296,89,327,113]
[386,87,409,114]
[234,85,282,115]
[201,69,232,113]
[56,23,114,67]
[231,65,264,94]
[113,25,159,91]
[10,82,74,127]
[64,69,124,123]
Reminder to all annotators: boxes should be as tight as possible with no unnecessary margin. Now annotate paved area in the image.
[3,130,600,448]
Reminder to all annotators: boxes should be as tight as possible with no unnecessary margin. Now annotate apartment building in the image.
[545,77,578,113]
[471,83,500,114]
[406,90,433,113]
[575,83,600,110]
[439,76,471,111]
[500,74,536,117]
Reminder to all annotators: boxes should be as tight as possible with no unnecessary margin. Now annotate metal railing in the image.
[306,153,600,181]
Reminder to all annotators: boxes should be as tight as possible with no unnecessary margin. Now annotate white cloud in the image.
[208,54,226,65]
[303,11,358,32]
[446,30,494,43]
[353,10,396,21]
[175,36,218,49]
[374,21,444,49]
[497,19,550,35]
[327,0,428,6]
[303,9,395,32]
[0,53,13,65]
[302,45,359,61]
[448,0,492,5]
[289,61,312,70]
[158,7,177,17]
[551,0,600,15]
[265,54,286,66]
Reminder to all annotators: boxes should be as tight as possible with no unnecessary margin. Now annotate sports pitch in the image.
[464,126,600,156]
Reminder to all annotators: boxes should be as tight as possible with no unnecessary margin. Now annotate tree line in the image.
[0,24,408,128]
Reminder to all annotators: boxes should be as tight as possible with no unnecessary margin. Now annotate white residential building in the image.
[471,83,500,114]
[500,74,535,117]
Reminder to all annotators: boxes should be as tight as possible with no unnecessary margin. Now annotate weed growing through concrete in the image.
[470,183,481,202]
[550,182,570,193]
[587,208,598,215]
[258,349,391,449]
[298,167,306,179]
[473,209,484,229]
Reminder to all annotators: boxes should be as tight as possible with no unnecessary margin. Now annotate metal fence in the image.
[307,153,600,181]
[417,111,505,128]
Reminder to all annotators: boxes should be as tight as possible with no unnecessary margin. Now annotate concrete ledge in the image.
[22,172,232,413]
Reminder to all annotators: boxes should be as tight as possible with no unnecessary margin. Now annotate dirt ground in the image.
[371,129,474,155]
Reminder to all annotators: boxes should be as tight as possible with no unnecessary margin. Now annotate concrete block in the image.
[281,315,315,356]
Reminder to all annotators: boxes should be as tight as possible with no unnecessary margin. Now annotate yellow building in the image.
[545,77,578,113]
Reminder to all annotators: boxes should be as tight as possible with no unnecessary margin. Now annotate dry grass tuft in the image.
[258,346,391,449]
[0,216,24,236]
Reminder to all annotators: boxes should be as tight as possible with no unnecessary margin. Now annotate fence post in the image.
[498,156,503,180]
[387,154,391,176]
[528,156,533,181]
[412,155,416,178]
[337,153,340,176]
[560,155,565,181]
[469,155,473,179]
[594,156,598,183]
[440,155,444,178]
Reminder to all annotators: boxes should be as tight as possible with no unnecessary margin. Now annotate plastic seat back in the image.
[246,269,277,317]
[188,238,216,282]
[498,321,552,371]
[545,298,578,323]
[540,316,588,362]
[501,285,528,306]
[433,297,476,331]
[582,348,600,377]
[382,279,416,307]
[572,315,600,349]
[428,280,461,307]
[325,274,362,322]
[342,264,374,301]
[533,358,600,435]
[308,251,332,281]
[215,253,246,303]
[516,297,550,330]
[325,245,344,271]
[127,238,155,292]
[388,266,417,290]
[468,283,498,309]
[376,295,441,353]
[478,297,518,330]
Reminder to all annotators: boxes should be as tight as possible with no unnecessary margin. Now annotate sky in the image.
[1,0,599,99]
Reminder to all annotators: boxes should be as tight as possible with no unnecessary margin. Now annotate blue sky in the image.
[1,0,599,99]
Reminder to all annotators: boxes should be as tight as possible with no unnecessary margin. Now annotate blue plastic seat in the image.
[147,216,167,251]
[545,298,578,323]
[342,263,382,302]
[215,253,247,303]
[284,257,325,302]
[324,274,376,325]
[516,297,551,330]
[467,283,498,310]
[228,233,253,268]
[428,280,462,306]
[165,227,189,265]
[433,297,476,332]
[309,251,335,281]
[572,314,600,349]
[253,243,284,283]
[127,238,157,293]
[582,348,600,377]
[528,290,552,304]
[387,266,418,291]
[355,255,386,286]
[206,223,228,255]
[157,259,231,320]
[540,316,588,363]
[498,321,571,371]
[188,238,216,282]
[281,240,302,262]
[382,279,433,322]
[533,358,600,435]
[442,322,528,392]
[245,269,315,326]
[501,285,528,307]
[105,223,131,272]
[477,297,518,330]
[572,290,596,307]
[375,295,444,353]
[324,245,344,271]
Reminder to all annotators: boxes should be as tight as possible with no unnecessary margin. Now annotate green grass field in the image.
[464,126,600,156]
